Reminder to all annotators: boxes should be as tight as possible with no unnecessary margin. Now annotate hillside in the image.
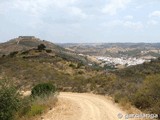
[0,38,159,117]
[0,36,64,56]
[0,36,92,64]
[0,45,100,91]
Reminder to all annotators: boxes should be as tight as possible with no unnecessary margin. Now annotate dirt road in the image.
[42,92,127,120]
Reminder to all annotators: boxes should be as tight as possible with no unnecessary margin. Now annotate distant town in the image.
[96,56,152,67]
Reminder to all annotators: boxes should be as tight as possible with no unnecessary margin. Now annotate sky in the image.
[0,0,160,43]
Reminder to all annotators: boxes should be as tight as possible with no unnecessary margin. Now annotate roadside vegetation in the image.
[0,79,57,120]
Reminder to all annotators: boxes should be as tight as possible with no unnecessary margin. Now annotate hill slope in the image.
[0,36,64,56]
[0,45,99,91]
[0,36,93,64]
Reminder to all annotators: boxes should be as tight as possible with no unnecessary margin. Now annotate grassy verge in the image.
[19,93,58,120]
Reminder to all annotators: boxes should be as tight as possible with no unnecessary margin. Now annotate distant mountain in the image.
[59,43,160,58]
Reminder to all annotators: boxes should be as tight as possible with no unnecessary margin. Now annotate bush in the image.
[77,62,83,68]
[9,51,18,57]
[46,49,52,53]
[133,92,151,109]
[37,44,46,51]
[114,92,122,103]
[18,96,32,118]
[31,83,56,97]
[69,63,76,68]
[152,101,160,118]
[0,79,21,120]
[21,50,29,55]
[133,74,160,110]
[78,70,84,74]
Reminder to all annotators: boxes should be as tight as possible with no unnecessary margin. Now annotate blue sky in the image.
[0,0,160,43]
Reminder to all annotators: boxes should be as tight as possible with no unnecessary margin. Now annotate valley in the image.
[59,43,160,70]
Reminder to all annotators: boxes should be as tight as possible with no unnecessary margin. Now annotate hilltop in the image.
[0,36,65,56]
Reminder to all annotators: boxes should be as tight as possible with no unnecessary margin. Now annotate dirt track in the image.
[42,92,127,120]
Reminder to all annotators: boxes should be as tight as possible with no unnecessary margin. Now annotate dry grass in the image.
[20,92,59,120]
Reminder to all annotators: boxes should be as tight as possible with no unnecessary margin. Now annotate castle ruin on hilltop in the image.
[16,36,40,45]
[18,36,35,39]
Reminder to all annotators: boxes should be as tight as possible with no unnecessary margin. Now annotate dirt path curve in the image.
[42,92,127,120]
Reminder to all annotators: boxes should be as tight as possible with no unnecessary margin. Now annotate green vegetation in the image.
[20,92,57,119]
[133,74,160,110]
[111,59,160,116]
[27,104,46,117]
[46,49,52,53]
[37,44,46,51]
[0,78,57,120]
[31,83,56,97]
[0,79,20,120]
[9,51,19,57]
[69,63,76,68]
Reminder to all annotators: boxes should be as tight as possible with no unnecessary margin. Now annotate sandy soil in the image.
[41,92,127,120]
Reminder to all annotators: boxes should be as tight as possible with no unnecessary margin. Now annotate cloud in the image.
[123,21,143,30]
[149,11,160,17]
[0,1,14,15]
[147,20,158,25]
[69,7,87,18]
[124,15,133,20]
[104,20,143,30]
[0,0,80,17]
[51,0,77,7]
[0,0,88,30]
[0,0,88,29]
[1,0,160,43]
[12,0,49,16]
[103,20,122,27]
[102,0,131,15]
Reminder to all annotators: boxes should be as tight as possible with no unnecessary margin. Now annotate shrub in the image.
[77,62,83,68]
[0,79,21,120]
[21,50,29,55]
[37,44,46,51]
[152,101,160,118]
[133,74,160,110]
[9,51,18,57]
[133,92,151,109]
[18,96,32,118]
[78,70,84,74]
[114,92,122,103]
[69,63,76,68]
[31,83,56,97]
[2,54,6,57]
[46,49,52,53]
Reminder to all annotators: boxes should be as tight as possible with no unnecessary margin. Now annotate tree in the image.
[37,44,46,51]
